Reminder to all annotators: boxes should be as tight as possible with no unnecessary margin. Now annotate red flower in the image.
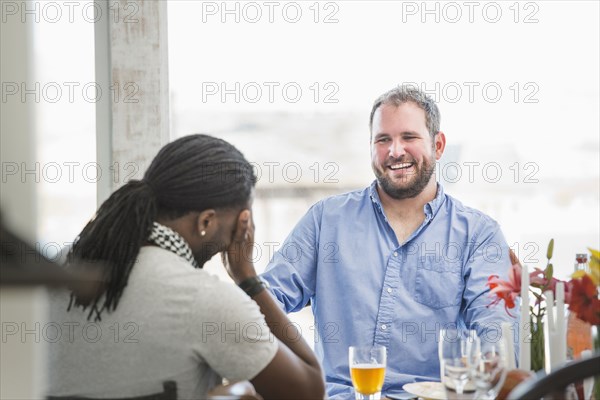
[567,274,600,325]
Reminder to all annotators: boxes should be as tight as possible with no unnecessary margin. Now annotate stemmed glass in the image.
[471,342,507,400]
[349,345,386,400]
[439,328,480,396]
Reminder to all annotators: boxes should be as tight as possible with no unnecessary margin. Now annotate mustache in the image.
[384,156,416,166]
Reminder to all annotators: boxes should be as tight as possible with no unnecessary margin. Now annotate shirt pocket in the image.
[414,258,463,309]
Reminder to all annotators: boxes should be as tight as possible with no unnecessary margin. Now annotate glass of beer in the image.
[349,345,386,400]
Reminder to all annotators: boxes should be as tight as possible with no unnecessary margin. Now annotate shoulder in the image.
[136,247,267,328]
[443,192,500,229]
[290,186,371,235]
[310,186,371,216]
[320,186,370,206]
[136,246,206,277]
[183,272,265,325]
[440,191,507,249]
[203,278,254,310]
[133,247,225,296]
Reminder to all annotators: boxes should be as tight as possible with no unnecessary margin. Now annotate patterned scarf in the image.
[147,222,200,268]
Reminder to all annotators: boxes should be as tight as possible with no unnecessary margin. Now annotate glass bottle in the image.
[566,253,593,359]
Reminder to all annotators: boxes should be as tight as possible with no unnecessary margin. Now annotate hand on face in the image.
[223,209,257,284]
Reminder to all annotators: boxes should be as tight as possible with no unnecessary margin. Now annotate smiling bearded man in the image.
[261,85,518,399]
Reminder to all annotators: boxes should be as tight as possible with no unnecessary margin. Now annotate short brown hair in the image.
[369,85,441,137]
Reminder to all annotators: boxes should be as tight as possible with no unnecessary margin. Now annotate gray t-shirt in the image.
[47,246,278,399]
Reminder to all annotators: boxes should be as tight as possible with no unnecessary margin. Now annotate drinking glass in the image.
[471,342,507,399]
[349,345,386,400]
[439,329,479,396]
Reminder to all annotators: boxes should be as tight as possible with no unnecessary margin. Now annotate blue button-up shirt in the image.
[262,181,518,398]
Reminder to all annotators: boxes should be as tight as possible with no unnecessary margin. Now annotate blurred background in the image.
[2,0,599,355]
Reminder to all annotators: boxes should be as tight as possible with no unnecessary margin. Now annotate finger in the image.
[232,209,251,243]
[246,211,255,241]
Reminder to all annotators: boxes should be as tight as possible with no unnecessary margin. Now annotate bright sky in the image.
[169,2,599,112]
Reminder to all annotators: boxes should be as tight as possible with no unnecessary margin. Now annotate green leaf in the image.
[545,263,554,283]
[546,238,554,260]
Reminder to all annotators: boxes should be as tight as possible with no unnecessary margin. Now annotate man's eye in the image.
[376,137,390,143]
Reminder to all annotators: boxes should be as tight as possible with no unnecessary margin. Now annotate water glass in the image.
[439,329,479,395]
[349,345,386,400]
[472,342,507,399]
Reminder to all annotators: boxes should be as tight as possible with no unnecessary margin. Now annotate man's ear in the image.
[434,131,446,160]
[195,209,217,237]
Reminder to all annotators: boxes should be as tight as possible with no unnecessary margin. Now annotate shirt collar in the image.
[368,180,445,218]
[426,182,445,217]
[368,180,384,213]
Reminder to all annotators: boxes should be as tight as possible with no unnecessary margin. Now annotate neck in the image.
[154,217,208,267]
[155,217,192,243]
[376,177,438,221]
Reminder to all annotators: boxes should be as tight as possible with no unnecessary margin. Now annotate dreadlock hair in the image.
[67,134,257,321]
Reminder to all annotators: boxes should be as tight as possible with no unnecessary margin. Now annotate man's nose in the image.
[388,140,406,158]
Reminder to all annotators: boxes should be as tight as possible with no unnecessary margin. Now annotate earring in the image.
[201,230,206,237]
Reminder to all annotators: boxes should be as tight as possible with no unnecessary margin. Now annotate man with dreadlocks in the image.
[46,135,325,399]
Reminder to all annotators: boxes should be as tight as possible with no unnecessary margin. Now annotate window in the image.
[32,0,96,260]
[168,1,599,345]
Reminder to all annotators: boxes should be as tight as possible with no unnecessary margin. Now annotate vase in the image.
[567,313,593,359]
[530,315,545,372]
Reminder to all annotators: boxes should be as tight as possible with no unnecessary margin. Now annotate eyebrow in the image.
[374,130,421,138]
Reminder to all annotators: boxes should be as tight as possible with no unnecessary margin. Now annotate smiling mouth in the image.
[387,162,414,171]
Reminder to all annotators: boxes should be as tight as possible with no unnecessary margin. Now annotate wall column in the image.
[95,0,170,204]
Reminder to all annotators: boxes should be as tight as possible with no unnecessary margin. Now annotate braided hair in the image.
[67,134,256,320]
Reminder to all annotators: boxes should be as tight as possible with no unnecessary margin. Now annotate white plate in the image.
[402,382,446,400]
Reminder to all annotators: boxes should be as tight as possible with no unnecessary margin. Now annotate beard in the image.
[373,152,436,200]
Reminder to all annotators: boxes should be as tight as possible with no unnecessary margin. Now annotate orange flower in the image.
[487,262,521,317]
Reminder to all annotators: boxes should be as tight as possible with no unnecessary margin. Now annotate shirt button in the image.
[381,324,387,330]
[393,252,398,257]
[387,287,392,294]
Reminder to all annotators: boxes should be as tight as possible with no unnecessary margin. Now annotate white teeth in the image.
[389,163,412,170]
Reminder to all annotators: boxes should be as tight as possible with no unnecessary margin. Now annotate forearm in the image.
[252,288,321,372]
[227,265,320,372]
[224,210,323,397]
